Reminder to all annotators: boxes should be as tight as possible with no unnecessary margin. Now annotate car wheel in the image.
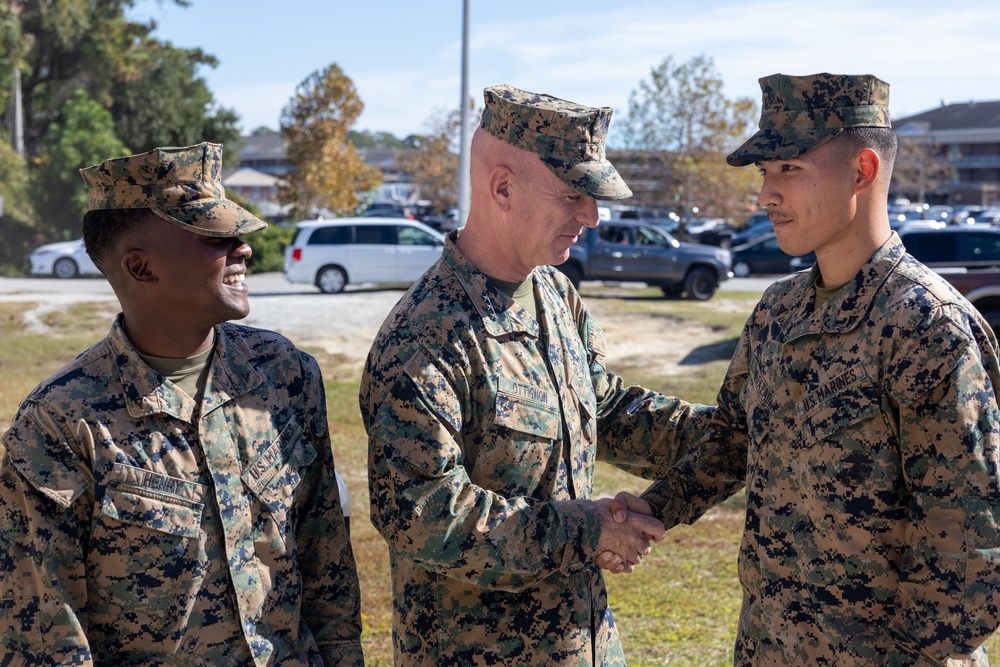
[557,263,582,289]
[683,267,717,301]
[660,284,681,298]
[732,261,752,278]
[316,266,347,294]
[53,257,79,279]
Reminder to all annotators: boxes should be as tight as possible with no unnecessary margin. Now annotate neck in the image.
[456,213,531,282]
[122,315,217,358]
[815,203,891,289]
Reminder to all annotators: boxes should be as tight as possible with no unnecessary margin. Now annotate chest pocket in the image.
[100,463,205,538]
[796,366,882,450]
[241,420,316,538]
[95,463,208,621]
[793,366,899,522]
[494,377,560,440]
[474,378,560,495]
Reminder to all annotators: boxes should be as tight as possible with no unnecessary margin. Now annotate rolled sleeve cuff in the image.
[556,500,601,575]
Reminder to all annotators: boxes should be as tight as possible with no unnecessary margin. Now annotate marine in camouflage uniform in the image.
[0,143,364,666]
[640,74,1000,664]
[360,85,712,665]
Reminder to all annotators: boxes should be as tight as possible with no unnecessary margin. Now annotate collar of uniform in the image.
[199,323,264,414]
[108,315,199,421]
[780,233,905,341]
[108,316,263,420]
[442,232,540,338]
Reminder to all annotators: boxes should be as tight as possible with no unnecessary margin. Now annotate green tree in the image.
[619,54,759,222]
[32,89,127,238]
[109,42,242,161]
[0,137,40,274]
[279,64,381,218]
[347,129,407,150]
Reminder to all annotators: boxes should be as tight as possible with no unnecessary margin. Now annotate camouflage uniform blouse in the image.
[644,234,1000,666]
[360,236,712,666]
[0,317,364,666]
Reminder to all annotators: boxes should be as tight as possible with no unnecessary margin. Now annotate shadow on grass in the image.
[679,336,739,366]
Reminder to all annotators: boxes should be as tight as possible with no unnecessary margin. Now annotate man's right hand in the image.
[593,493,664,575]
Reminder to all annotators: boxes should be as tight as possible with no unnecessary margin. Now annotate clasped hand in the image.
[593,492,663,575]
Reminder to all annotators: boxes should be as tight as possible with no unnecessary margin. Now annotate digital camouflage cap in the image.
[727,73,891,167]
[79,142,267,237]
[480,84,632,200]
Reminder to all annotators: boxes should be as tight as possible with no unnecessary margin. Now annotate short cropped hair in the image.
[82,208,154,271]
[835,127,898,182]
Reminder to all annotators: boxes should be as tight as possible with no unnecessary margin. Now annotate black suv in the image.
[898,226,1000,270]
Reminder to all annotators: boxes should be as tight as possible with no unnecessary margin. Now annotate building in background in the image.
[227,130,422,222]
[894,100,1000,207]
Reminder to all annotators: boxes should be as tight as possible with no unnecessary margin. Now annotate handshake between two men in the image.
[593,492,662,575]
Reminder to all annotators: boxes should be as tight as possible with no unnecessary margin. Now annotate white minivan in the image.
[283,218,446,293]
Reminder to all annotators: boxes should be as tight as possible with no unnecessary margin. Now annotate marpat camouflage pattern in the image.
[360,233,712,666]
[79,142,268,237]
[727,73,892,166]
[642,234,1000,665]
[481,84,633,201]
[0,316,364,666]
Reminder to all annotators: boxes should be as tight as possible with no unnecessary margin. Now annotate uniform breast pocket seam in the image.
[796,374,881,450]
[494,391,560,440]
[100,486,204,539]
[241,420,307,495]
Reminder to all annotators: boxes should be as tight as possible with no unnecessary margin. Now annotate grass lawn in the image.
[1,293,998,665]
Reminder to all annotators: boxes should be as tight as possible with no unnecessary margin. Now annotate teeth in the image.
[225,274,244,285]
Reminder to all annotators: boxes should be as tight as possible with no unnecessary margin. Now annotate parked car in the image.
[973,209,1000,225]
[898,220,947,232]
[926,205,953,222]
[731,233,815,276]
[554,220,731,300]
[678,217,737,248]
[936,268,1000,332]
[283,218,445,293]
[730,219,774,247]
[28,238,101,279]
[898,225,1000,270]
[951,206,991,225]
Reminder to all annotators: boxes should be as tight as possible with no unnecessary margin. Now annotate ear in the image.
[490,165,513,212]
[121,250,157,285]
[853,147,880,195]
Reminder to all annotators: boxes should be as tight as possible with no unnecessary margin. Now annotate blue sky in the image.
[130,0,1000,145]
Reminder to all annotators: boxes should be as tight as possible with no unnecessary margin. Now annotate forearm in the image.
[370,435,600,592]
[596,376,715,479]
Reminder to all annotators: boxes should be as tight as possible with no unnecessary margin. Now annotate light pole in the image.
[12,64,24,157]
[455,0,471,228]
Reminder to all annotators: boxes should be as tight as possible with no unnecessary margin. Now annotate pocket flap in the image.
[495,377,560,439]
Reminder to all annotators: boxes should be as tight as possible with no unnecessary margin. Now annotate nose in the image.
[578,197,600,228]
[230,237,253,259]
[757,175,780,210]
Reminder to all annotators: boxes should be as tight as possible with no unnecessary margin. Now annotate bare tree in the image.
[619,54,759,222]
[891,136,954,203]
[396,101,480,215]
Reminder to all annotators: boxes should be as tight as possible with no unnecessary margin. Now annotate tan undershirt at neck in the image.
[138,344,215,405]
[489,276,537,319]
